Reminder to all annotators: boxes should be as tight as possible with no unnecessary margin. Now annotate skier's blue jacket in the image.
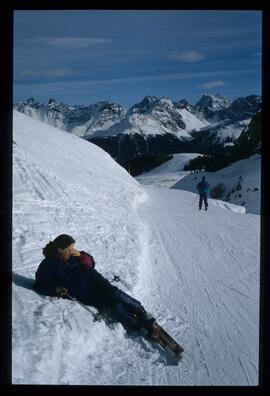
[196,180,210,194]
[33,251,117,304]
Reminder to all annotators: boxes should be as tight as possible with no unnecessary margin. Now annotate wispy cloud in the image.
[15,68,75,80]
[169,50,206,62]
[20,37,112,48]
[199,80,226,89]
[14,68,259,91]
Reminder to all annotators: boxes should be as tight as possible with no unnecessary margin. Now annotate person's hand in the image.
[56,286,68,298]
[69,248,81,257]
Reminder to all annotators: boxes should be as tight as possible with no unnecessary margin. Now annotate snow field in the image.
[134,187,259,385]
[12,111,260,385]
[135,153,201,188]
[12,111,152,384]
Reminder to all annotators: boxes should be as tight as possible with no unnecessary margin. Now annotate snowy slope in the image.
[136,153,261,214]
[178,108,209,132]
[135,187,259,385]
[171,155,261,215]
[136,153,201,188]
[13,111,260,385]
[191,119,251,147]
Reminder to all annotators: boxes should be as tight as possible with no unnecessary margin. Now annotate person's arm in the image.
[34,259,59,297]
[69,247,95,269]
[68,248,93,266]
[34,258,85,299]
[53,261,85,298]
[77,251,96,269]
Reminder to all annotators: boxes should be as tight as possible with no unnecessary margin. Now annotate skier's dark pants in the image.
[108,290,145,331]
[87,271,145,331]
[199,192,208,210]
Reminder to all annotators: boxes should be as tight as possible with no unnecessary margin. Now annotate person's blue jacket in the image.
[196,180,210,194]
[33,251,116,304]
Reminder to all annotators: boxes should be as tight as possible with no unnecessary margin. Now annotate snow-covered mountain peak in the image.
[14,99,126,138]
[159,96,174,106]
[195,93,231,112]
[175,99,192,110]
[48,98,57,105]
[47,98,71,113]
[218,95,261,123]
[128,96,159,115]
[15,97,42,110]
[152,97,174,112]
[27,97,42,107]
[227,95,261,114]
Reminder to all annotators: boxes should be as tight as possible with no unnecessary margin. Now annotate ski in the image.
[67,293,183,358]
[151,322,184,358]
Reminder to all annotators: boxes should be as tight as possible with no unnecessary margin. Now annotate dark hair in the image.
[202,176,206,181]
[42,234,75,258]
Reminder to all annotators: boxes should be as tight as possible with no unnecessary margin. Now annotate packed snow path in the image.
[135,187,260,385]
[12,111,260,385]
[13,187,260,385]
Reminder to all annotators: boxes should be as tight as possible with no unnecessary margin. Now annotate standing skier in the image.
[33,234,155,336]
[196,176,210,210]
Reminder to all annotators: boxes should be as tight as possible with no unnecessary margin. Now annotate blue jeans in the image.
[83,270,146,331]
[103,289,145,331]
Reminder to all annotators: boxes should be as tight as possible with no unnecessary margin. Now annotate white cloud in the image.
[169,50,206,62]
[15,68,75,80]
[20,37,112,48]
[199,80,226,89]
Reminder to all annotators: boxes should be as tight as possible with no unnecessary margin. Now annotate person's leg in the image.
[109,289,144,316]
[109,301,141,332]
[112,290,156,329]
[91,270,118,300]
[204,193,208,210]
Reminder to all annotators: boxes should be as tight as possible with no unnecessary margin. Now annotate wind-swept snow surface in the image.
[13,111,260,385]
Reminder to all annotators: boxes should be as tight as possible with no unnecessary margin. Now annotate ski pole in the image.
[66,293,102,322]
[191,194,199,207]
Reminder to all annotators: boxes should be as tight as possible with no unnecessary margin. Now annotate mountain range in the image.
[14,93,261,170]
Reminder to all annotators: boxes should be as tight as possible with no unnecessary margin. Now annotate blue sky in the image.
[13,10,262,108]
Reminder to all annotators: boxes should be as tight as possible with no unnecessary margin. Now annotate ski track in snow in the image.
[135,187,259,385]
[13,141,152,384]
[12,111,260,385]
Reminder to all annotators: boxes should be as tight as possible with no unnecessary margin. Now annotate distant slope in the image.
[136,153,201,188]
[171,155,261,214]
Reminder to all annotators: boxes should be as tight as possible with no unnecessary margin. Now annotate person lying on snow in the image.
[34,234,156,337]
